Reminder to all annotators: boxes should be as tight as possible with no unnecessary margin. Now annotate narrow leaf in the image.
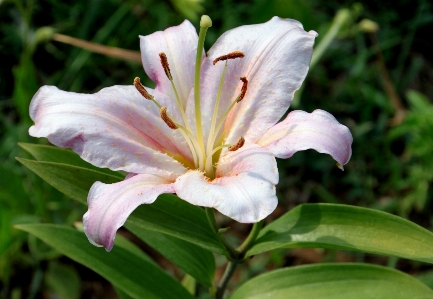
[17,156,225,255]
[126,223,215,286]
[18,142,123,178]
[16,158,121,205]
[127,194,227,256]
[231,263,433,299]
[248,204,433,264]
[16,224,194,299]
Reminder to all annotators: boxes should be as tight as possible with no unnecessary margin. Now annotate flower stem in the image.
[206,210,265,299]
[236,220,264,253]
[205,208,238,258]
[216,261,238,299]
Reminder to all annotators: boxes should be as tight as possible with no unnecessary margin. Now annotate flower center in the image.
[134,15,247,179]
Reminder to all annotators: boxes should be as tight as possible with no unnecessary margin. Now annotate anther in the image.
[133,77,154,100]
[213,51,245,65]
[160,106,178,130]
[228,136,245,151]
[238,77,248,103]
[159,52,172,80]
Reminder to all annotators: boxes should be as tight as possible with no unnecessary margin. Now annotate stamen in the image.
[159,52,172,80]
[133,77,154,100]
[160,106,178,130]
[206,76,249,161]
[228,136,245,152]
[238,77,248,102]
[213,51,245,65]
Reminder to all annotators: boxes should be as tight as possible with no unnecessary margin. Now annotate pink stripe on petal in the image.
[140,20,201,109]
[174,145,278,223]
[83,174,175,251]
[198,17,317,145]
[259,109,353,168]
[29,85,190,177]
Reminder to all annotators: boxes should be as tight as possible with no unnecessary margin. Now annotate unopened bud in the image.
[358,19,379,33]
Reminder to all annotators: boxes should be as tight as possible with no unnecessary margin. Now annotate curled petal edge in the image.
[258,109,353,169]
[83,174,175,251]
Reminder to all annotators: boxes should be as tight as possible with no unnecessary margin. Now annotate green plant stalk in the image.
[205,212,264,298]
[216,261,238,299]
[236,220,264,254]
[291,8,351,107]
[205,208,238,259]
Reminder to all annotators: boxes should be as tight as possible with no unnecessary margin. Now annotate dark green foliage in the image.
[1,0,433,297]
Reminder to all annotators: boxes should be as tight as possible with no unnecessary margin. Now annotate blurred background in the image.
[1,0,433,298]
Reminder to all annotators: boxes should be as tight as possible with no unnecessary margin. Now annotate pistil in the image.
[194,15,212,171]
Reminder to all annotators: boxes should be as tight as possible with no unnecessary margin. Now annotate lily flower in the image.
[29,16,352,251]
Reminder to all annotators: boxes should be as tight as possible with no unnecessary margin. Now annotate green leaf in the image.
[116,288,136,299]
[231,263,433,299]
[17,155,226,256]
[18,142,123,178]
[126,223,215,287]
[16,224,194,299]
[127,194,227,256]
[16,158,122,204]
[248,204,433,264]
[45,261,81,299]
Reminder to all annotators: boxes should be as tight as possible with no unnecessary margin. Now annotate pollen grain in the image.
[160,106,178,130]
[238,77,248,102]
[213,51,245,65]
[133,77,154,100]
[159,52,173,80]
[228,136,245,151]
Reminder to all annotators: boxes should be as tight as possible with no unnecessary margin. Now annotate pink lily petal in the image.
[83,173,175,251]
[258,109,353,168]
[29,85,189,177]
[197,17,317,145]
[140,20,201,110]
[174,144,278,223]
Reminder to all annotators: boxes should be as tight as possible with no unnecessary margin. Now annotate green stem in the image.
[216,261,238,299]
[291,8,351,108]
[205,208,238,258]
[236,220,264,254]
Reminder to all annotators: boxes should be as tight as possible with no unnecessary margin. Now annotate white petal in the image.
[174,145,278,223]
[83,174,175,251]
[140,20,200,109]
[29,85,190,178]
[258,109,353,168]
[198,17,317,145]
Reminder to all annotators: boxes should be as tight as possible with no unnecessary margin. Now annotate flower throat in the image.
[133,15,248,179]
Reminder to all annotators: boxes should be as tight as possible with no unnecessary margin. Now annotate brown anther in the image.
[237,77,248,103]
[228,136,245,152]
[160,106,178,130]
[159,52,172,80]
[213,51,245,65]
[133,77,154,100]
